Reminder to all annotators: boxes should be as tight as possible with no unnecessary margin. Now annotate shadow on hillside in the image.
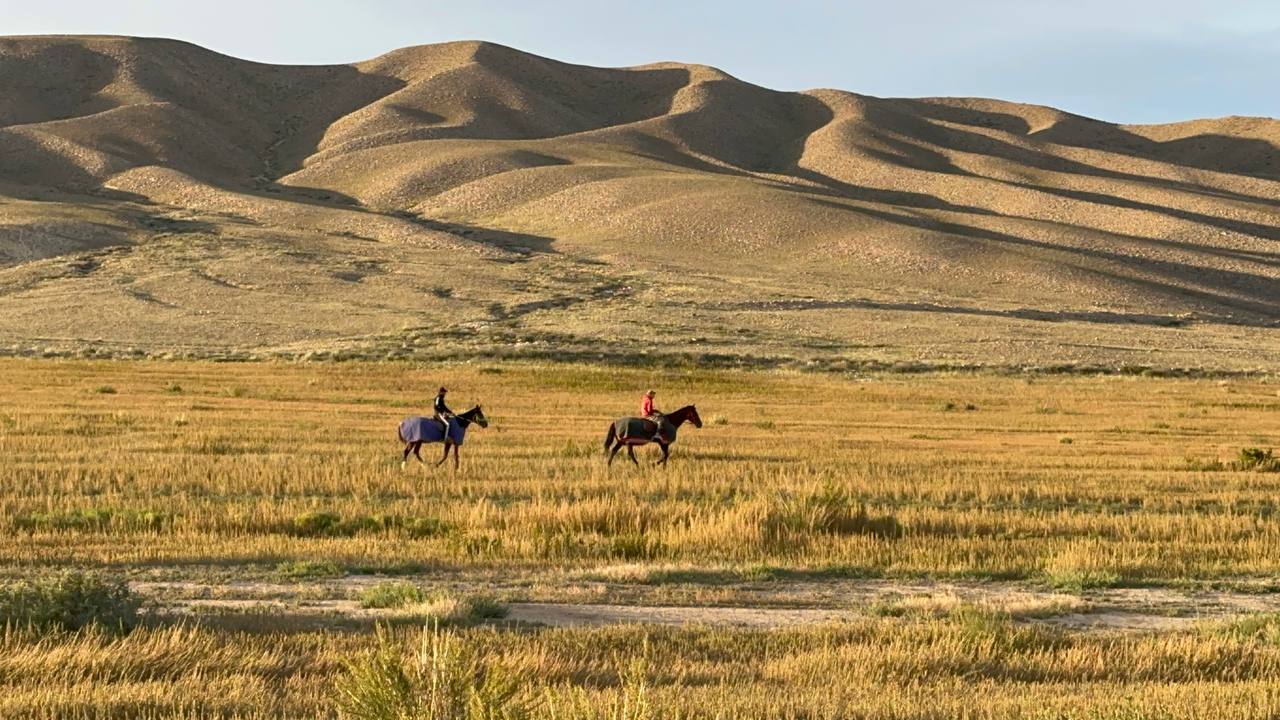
[398,214,558,259]
[258,66,406,179]
[995,178,1280,241]
[894,99,1280,183]
[810,199,1280,326]
[717,297,1195,328]
[0,44,122,126]
[864,102,1280,210]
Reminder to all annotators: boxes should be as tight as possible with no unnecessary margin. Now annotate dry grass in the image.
[1,358,1278,584]
[1,358,1279,716]
[4,616,1280,718]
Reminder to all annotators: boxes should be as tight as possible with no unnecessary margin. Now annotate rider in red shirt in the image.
[642,389,664,440]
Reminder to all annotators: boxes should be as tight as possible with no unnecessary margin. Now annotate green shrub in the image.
[388,592,508,626]
[15,507,170,533]
[0,571,140,633]
[360,582,426,609]
[950,604,1010,638]
[291,512,419,538]
[404,517,450,539]
[292,512,342,536]
[334,625,531,720]
[1043,566,1120,593]
[163,383,183,394]
[93,385,117,394]
[1213,613,1280,644]
[1235,447,1279,472]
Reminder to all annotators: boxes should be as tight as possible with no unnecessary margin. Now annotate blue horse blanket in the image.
[399,416,467,445]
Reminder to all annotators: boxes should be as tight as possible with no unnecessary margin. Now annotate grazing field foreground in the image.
[3,359,1279,581]
[3,359,1280,718]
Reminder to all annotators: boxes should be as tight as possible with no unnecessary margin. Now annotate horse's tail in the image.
[603,422,617,452]
[397,423,405,443]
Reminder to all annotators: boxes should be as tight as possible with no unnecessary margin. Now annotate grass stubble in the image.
[2,358,1279,718]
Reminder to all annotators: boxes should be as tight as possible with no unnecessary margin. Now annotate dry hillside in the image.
[0,36,1276,370]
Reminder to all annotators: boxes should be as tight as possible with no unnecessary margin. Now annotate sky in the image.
[3,0,1278,123]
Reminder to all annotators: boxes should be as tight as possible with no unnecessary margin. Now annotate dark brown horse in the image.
[398,406,488,469]
[603,404,702,466]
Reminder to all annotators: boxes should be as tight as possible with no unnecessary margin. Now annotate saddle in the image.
[617,416,677,443]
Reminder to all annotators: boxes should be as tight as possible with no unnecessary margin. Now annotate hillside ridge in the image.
[0,36,1276,370]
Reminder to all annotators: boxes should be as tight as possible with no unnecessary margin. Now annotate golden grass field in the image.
[3,358,1280,718]
[4,359,1279,578]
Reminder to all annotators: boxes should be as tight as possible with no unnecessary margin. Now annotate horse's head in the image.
[466,405,489,428]
[687,405,703,428]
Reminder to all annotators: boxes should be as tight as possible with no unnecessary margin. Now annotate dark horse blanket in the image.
[399,416,467,445]
[615,417,678,444]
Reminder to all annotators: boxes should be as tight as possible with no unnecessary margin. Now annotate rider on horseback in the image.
[434,386,455,438]
[642,389,664,441]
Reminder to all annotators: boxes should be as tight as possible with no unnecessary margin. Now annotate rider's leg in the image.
[651,414,664,441]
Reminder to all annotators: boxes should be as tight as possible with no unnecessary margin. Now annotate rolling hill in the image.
[0,36,1276,371]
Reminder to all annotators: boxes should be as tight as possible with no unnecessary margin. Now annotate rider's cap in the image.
[439,386,447,393]
[645,389,656,396]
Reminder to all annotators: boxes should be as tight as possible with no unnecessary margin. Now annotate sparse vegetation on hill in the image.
[0,37,1275,371]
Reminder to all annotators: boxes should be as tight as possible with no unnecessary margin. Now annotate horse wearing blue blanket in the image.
[398,406,488,469]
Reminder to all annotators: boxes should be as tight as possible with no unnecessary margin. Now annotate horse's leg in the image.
[608,442,623,466]
[452,443,459,470]
[655,442,670,466]
[627,445,639,466]
[413,442,424,463]
[402,443,412,469]
[436,442,450,466]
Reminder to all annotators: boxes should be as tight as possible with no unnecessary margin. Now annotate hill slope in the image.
[0,36,1276,370]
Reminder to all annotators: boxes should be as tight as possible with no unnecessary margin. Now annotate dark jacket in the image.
[434,393,452,415]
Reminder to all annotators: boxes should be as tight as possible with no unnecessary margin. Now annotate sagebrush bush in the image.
[360,582,426,609]
[335,624,531,720]
[398,593,508,626]
[1235,447,1279,472]
[0,571,140,633]
[292,511,342,536]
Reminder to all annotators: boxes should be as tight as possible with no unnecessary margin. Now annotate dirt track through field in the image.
[135,576,1280,633]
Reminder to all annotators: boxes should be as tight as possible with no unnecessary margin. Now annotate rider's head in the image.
[645,389,656,397]
[438,386,448,394]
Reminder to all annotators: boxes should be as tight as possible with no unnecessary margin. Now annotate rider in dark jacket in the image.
[434,387,454,435]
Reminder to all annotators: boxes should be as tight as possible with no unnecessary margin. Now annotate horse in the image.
[603,404,702,466]
[398,406,488,469]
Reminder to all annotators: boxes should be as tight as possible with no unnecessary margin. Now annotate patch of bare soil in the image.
[132,577,1280,633]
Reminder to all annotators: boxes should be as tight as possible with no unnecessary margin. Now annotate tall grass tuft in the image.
[335,624,531,720]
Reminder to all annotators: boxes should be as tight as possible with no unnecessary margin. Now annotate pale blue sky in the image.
[4,0,1278,123]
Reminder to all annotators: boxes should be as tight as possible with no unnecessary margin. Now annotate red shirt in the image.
[641,395,655,416]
